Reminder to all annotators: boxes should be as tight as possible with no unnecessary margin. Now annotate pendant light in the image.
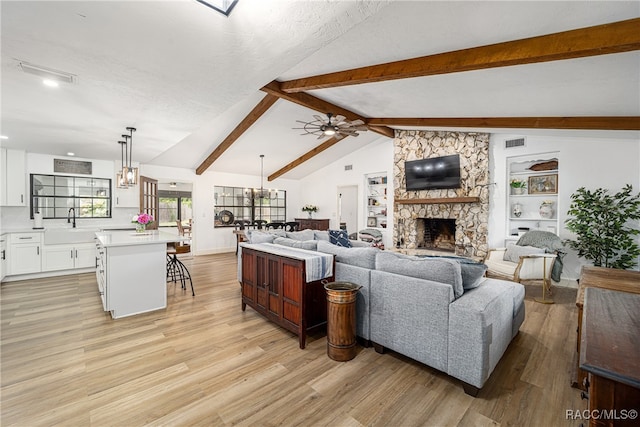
[116,140,128,188]
[122,127,138,186]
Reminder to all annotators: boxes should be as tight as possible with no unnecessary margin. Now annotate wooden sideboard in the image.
[573,266,640,390]
[295,218,330,231]
[241,246,334,348]
[580,287,640,427]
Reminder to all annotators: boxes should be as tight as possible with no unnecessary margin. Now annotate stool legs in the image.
[166,254,195,296]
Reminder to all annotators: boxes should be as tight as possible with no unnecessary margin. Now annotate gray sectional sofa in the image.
[239,229,525,396]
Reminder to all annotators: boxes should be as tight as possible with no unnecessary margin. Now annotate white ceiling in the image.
[2,1,639,181]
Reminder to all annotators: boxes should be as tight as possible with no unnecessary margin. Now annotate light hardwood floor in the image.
[1,253,586,426]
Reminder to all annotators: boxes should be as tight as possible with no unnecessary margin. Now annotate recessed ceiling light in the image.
[67,152,75,156]
[0,135,8,139]
[43,79,59,88]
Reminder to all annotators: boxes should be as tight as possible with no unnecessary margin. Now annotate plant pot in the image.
[511,187,526,195]
[135,223,146,233]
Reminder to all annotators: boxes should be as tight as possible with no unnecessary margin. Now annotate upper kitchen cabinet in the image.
[0,148,27,206]
[113,163,139,208]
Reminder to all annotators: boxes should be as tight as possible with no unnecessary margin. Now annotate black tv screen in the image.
[404,154,461,190]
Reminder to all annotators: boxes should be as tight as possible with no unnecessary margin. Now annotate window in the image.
[30,174,111,219]
[214,186,286,226]
[158,190,193,227]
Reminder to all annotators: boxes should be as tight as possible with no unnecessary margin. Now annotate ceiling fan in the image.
[293,113,368,139]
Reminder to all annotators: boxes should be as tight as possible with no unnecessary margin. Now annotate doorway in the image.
[337,185,358,236]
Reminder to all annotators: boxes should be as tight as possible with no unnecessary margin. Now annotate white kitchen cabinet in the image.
[95,233,167,319]
[9,232,42,275]
[0,235,7,281]
[1,148,27,206]
[43,242,96,272]
[113,163,140,208]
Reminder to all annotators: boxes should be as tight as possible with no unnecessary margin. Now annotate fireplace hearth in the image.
[416,218,456,252]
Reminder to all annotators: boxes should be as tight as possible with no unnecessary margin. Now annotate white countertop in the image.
[96,230,186,247]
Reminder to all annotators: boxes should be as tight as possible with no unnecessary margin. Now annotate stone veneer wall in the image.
[394,130,490,257]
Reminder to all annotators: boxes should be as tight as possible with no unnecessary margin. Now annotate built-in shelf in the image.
[395,197,480,205]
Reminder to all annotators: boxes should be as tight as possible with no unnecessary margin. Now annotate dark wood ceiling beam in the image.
[280,18,640,92]
[196,94,279,175]
[366,117,640,131]
[261,81,394,138]
[267,136,344,181]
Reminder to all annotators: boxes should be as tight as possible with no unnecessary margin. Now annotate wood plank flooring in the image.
[1,253,586,426]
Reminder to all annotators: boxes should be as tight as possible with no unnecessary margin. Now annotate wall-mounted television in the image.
[404,154,461,190]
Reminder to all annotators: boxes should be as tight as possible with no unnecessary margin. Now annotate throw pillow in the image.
[503,243,545,263]
[286,229,315,241]
[328,229,352,247]
[249,231,275,244]
[313,230,331,241]
[418,255,487,290]
[376,251,464,298]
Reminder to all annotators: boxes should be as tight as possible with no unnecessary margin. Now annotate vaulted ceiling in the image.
[2,1,638,181]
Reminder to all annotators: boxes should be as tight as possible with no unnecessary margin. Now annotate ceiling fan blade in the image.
[353,125,369,131]
[313,115,327,123]
[334,115,346,123]
[350,119,365,126]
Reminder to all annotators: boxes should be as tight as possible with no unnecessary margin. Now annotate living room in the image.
[1,1,639,425]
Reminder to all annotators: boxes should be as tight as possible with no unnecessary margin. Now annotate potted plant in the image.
[565,184,640,269]
[302,204,318,219]
[510,178,527,195]
[132,213,154,233]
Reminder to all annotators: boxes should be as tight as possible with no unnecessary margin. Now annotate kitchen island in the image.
[95,230,186,319]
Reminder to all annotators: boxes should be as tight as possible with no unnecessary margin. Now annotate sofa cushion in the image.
[329,229,352,247]
[313,230,330,241]
[503,243,545,263]
[376,251,464,298]
[418,255,488,290]
[317,240,377,269]
[248,231,276,244]
[273,237,318,251]
[286,229,315,241]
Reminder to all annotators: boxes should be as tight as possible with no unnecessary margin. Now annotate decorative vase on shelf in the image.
[539,201,555,219]
[135,223,146,233]
[511,187,526,195]
[512,202,522,218]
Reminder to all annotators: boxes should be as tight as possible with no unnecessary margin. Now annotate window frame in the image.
[214,185,286,227]
[30,173,112,219]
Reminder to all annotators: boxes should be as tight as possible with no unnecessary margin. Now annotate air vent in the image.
[505,137,525,148]
[19,61,77,84]
[344,164,353,171]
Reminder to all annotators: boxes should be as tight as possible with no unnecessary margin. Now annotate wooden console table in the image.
[573,266,640,390]
[241,244,334,348]
[295,218,330,231]
[580,288,640,427]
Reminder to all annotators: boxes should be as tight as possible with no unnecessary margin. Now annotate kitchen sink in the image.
[44,228,99,245]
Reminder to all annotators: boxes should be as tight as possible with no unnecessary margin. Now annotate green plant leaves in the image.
[564,184,640,269]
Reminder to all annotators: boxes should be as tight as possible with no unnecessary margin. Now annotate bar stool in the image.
[166,242,195,296]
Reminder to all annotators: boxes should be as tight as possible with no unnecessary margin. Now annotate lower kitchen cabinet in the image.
[9,232,42,275]
[43,242,96,272]
[0,235,7,281]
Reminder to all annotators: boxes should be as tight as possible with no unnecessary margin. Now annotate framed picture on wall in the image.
[528,174,558,194]
[367,217,377,227]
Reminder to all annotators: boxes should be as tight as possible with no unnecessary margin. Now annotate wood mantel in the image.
[395,197,480,205]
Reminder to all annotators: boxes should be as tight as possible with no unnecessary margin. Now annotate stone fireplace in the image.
[393,130,490,258]
[416,218,456,252]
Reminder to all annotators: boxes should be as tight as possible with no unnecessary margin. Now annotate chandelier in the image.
[246,155,278,200]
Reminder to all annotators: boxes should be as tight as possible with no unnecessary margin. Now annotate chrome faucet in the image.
[67,208,76,228]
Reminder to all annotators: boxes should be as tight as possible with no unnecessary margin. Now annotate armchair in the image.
[484,247,557,293]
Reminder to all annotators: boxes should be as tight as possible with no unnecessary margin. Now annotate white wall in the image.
[489,133,640,279]
[297,136,395,248]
